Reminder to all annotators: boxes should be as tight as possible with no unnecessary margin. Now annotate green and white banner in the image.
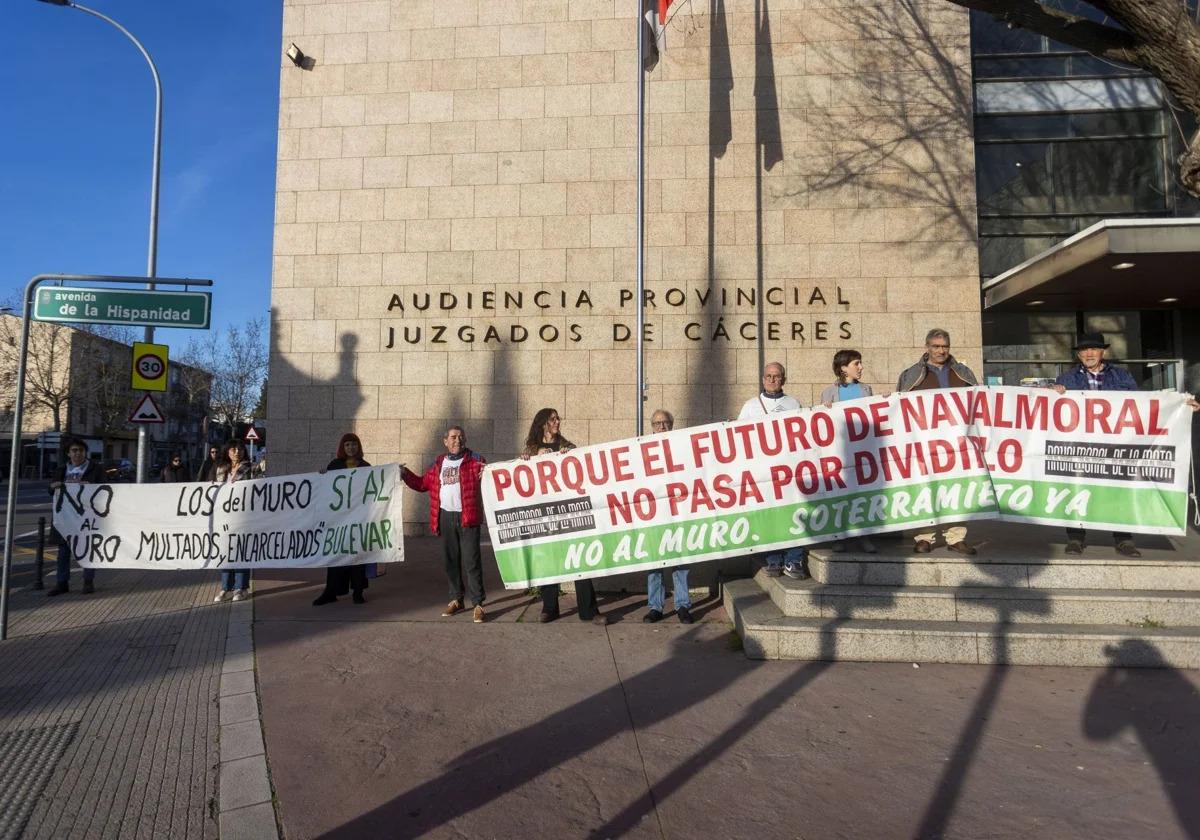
[483,387,1193,589]
[55,466,405,571]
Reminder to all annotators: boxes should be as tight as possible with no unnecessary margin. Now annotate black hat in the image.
[1074,332,1110,351]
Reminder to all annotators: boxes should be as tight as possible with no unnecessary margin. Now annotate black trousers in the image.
[440,510,484,607]
[1066,527,1133,545]
[541,580,598,620]
[324,564,367,596]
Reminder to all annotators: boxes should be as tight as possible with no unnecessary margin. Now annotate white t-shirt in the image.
[439,457,463,512]
[65,462,87,482]
[737,392,801,420]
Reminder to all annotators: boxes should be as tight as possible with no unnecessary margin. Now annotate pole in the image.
[635,0,647,437]
[33,517,46,591]
[1,274,213,641]
[67,3,163,484]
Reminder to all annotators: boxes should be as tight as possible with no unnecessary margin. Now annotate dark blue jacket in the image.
[1055,364,1139,392]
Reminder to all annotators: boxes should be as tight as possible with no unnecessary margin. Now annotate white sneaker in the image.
[213,590,230,603]
[231,589,248,602]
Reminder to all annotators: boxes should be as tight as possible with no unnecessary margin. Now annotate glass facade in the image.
[970,3,1199,388]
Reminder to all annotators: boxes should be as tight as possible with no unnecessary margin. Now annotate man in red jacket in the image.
[402,426,488,623]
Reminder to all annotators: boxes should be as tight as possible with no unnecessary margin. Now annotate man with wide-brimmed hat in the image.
[1052,331,1142,556]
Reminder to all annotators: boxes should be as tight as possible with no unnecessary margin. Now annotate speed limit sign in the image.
[131,342,169,391]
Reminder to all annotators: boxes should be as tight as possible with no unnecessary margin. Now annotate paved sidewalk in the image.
[252,538,1200,840]
[0,567,227,839]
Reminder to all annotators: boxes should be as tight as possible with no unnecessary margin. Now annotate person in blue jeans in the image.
[47,438,101,596]
[643,410,695,624]
[212,439,253,602]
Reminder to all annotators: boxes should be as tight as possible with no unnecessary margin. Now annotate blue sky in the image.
[0,0,281,345]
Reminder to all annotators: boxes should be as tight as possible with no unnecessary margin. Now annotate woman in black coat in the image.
[313,432,370,606]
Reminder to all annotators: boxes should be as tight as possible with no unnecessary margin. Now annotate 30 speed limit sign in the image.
[131,342,169,391]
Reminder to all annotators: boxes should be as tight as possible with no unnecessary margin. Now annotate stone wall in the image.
[269,0,982,531]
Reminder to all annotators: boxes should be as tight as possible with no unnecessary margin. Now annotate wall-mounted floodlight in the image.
[286,43,305,66]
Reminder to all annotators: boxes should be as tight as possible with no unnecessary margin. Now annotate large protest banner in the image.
[483,387,1193,589]
[54,465,405,571]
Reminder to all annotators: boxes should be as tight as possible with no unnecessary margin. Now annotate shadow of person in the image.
[1083,639,1200,838]
[315,627,826,839]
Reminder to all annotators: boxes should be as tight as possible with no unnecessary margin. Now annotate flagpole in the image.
[635,0,647,437]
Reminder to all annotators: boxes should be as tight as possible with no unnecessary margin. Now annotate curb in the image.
[217,596,280,840]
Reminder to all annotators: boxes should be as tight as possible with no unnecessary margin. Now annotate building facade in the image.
[269,0,983,531]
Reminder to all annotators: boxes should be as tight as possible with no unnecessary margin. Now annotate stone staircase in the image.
[724,524,1200,668]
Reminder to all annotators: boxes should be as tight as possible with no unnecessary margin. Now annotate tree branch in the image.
[943,0,1140,61]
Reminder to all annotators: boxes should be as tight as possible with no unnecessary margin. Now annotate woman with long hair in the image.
[214,439,254,602]
[820,350,878,554]
[522,408,606,625]
[313,433,371,606]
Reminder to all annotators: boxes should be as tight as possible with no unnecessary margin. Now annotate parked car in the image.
[100,459,135,483]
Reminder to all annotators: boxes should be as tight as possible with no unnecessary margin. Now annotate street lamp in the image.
[35,0,162,484]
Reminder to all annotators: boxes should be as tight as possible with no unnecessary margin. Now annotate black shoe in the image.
[82,580,95,594]
[539,610,559,623]
[47,583,68,597]
[677,607,694,625]
[643,609,663,624]
[1065,540,1084,555]
[312,591,337,606]
[352,590,366,604]
[1116,541,1142,558]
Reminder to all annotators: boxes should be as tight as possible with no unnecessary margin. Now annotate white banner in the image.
[53,465,406,571]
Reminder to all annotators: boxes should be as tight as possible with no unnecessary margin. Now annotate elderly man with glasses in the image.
[897,328,979,555]
[644,410,695,623]
[738,362,808,579]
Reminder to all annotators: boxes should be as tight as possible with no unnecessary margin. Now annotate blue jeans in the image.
[648,567,690,612]
[220,570,250,591]
[764,546,806,569]
[56,542,95,586]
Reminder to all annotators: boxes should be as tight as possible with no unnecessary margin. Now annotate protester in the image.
[197,445,221,482]
[522,408,607,625]
[160,452,190,483]
[313,433,371,606]
[897,329,979,556]
[47,438,101,596]
[1053,332,1155,557]
[213,439,253,603]
[644,410,693,624]
[402,426,488,623]
[737,362,808,578]
[820,350,878,554]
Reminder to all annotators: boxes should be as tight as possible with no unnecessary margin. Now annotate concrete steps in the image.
[813,549,1200,591]
[725,579,1200,668]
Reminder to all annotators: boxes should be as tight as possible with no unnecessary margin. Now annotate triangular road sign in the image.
[244,426,261,442]
[128,394,165,424]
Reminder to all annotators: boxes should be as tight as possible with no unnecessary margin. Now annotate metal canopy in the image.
[982,218,1200,311]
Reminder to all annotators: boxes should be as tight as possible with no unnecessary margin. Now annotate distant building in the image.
[0,313,212,479]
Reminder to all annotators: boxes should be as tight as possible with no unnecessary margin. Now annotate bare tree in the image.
[179,318,268,436]
[942,0,1200,195]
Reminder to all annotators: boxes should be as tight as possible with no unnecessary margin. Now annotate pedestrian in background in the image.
[821,350,878,555]
[197,444,221,482]
[522,408,607,626]
[47,437,101,596]
[644,410,693,625]
[213,439,253,603]
[160,451,190,483]
[313,433,371,605]
[402,425,487,623]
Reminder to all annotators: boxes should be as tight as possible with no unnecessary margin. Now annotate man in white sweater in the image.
[737,361,807,579]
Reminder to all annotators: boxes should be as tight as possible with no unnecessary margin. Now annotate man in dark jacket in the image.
[401,426,488,623]
[160,452,190,483]
[48,437,102,596]
[1053,332,1141,557]
[897,328,979,555]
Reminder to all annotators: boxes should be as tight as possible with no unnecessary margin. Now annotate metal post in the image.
[635,0,647,437]
[1,274,213,641]
[61,3,163,484]
[33,517,46,591]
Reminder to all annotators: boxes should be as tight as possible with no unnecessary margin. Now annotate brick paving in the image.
[0,564,227,840]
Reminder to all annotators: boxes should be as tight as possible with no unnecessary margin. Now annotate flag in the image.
[643,0,660,73]
[659,0,673,24]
